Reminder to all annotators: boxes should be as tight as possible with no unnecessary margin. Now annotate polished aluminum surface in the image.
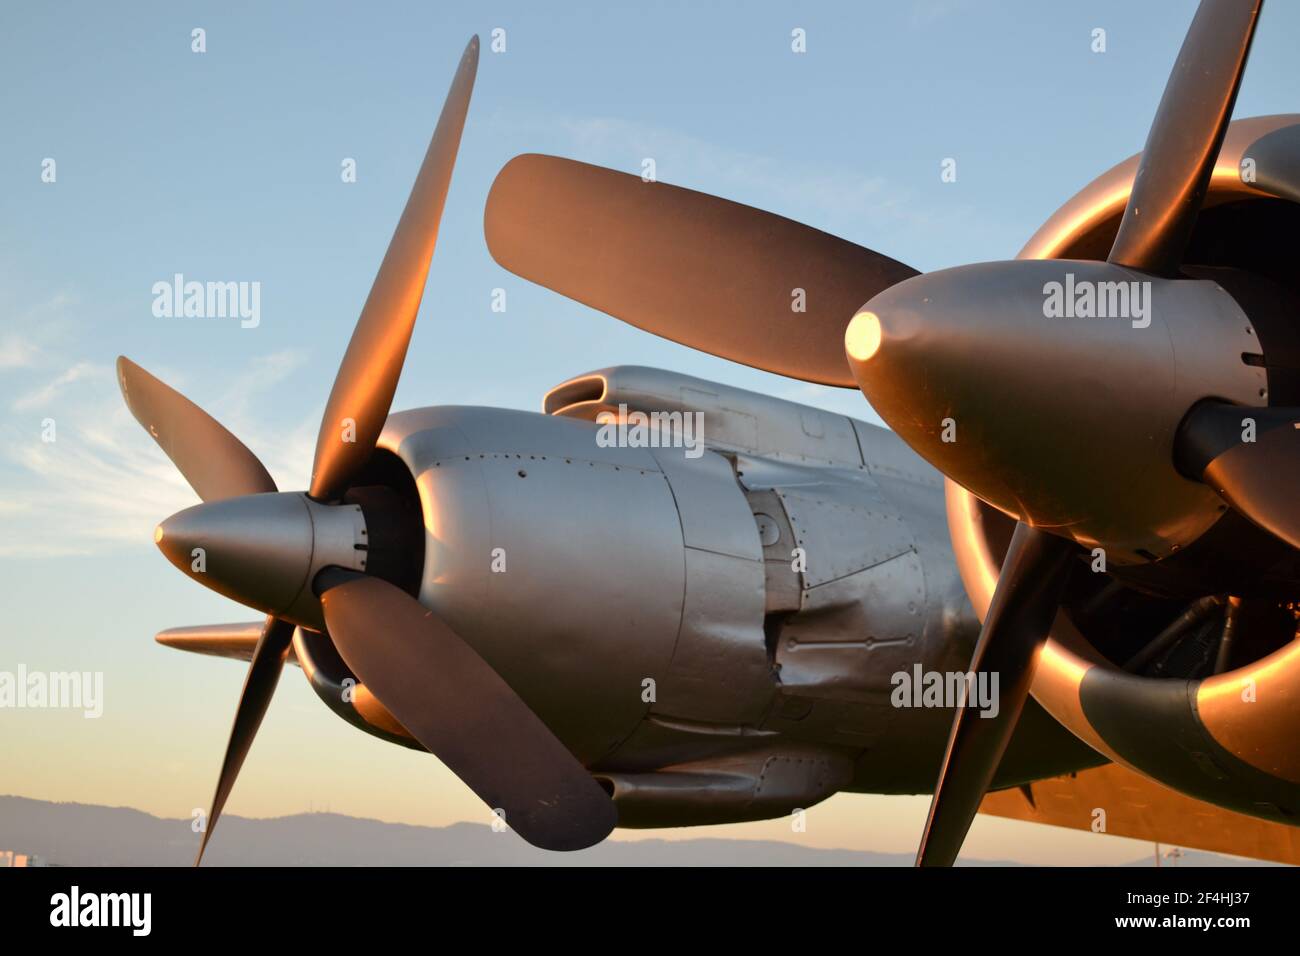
[545,365,866,465]
[850,260,1262,562]
[354,368,1091,813]
[155,492,367,632]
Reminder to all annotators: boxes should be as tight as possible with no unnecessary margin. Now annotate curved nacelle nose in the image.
[844,259,1263,563]
[156,492,368,630]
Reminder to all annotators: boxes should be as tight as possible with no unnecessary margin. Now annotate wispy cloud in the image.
[486,110,975,253]
[216,348,311,423]
[2,409,195,557]
[0,290,79,370]
[12,361,110,411]
[0,334,39,369]
[558,116,898,227]
[0,343,317,557]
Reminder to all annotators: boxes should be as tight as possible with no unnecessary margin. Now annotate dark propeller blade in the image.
[117,356,276,501]
[309,36,479,501]
[1177,402,1300,550]
[484,154,918,387]
[195,615,296,866]
[1107,0,1263,274]
[318,572,618,851]
[916,523,1079,866]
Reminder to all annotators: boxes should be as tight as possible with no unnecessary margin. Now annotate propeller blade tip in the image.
[194,829,211,867]
[115,355,135,397]
[461,35,480,70]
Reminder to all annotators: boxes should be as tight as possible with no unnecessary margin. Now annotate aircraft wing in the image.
[980,762,1300,865]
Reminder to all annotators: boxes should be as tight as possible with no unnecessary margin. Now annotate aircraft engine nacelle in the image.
[367,401,737,766]
[948,116,1300,829]
[330,365,989,814]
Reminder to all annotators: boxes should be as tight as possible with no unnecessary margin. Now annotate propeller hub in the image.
[156,492,368,630]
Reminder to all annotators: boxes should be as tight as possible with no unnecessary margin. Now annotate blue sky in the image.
[2,0,1295,864]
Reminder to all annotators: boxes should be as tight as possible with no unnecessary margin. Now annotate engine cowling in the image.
[327,365,1096,821]
[356,367,987,815]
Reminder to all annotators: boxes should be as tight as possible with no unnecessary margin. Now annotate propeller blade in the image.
[484,154,918,387]
[309,36,479,501]
[155,621,278,664]
[1177,402,1300,550]
[1107,0,1263,274]
[318,572,618,851]
[195,615,296,866]
[916,523,1078,866]
[117,356,275,501]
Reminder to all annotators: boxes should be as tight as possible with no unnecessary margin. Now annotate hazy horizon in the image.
[6,793,1270,867]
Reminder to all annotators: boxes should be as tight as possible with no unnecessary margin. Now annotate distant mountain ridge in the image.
[0,795,1266,866]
